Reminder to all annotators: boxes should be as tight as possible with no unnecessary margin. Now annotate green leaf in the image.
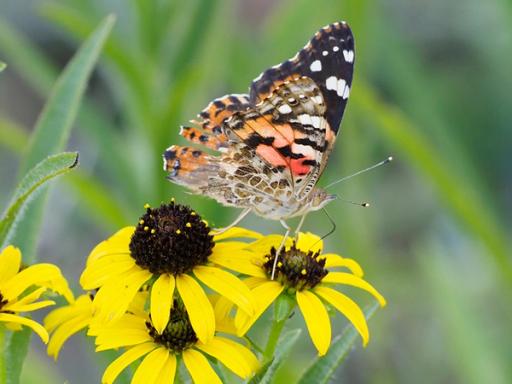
[0,152,79,250]
[0,61,6,72]
[273,294,295,323]
[249,329,301,384]
[1,327,30,384]
[19,14,115,174]
[11,14,115,261]
[297,301,379,384]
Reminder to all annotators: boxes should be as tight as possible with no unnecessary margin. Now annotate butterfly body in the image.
[164,22,354,221]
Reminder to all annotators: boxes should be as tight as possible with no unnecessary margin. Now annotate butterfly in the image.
[163,21,354,235]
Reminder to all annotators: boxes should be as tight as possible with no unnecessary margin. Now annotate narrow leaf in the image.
[19,14,115,174]
[0,152,79,249]
[298,301,379,384]
[249,329,301,384]
[11,14,115,261]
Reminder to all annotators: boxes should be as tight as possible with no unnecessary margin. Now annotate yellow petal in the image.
[94,315,150,351]
[6,300,55,313]
[209,245,266,277]
[176,274,215,343]
[296,290,331,356]
[1,264,72,302]
[194,266,254,316]
[314,286,369,346]
[93,267,151,324]
[216,336,260,372]
[0,313,49,343]
[249,235,291,255]
[196,336,258,379]
[0,245,21,284]
[322,254,364,277]
[182,349,222,384]
[88,227,134,264]
[47,314,91,359]
[150,274,175,334]
[132,347,170,384]
[296,232,323,253]
[44,295,92,332]
[154,354,177,384]
[213,227,262,241]
[12,287,46,306]
[80,254,134,289]
[235,281,284,336]
[322,272,386,306]
[102,342,156,384]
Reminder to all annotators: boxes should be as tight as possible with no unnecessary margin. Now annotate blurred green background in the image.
[1,0,511,383]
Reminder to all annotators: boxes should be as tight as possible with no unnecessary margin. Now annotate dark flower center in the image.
[146,299,198,353]
[129,202,214,275]
[263,243,328,290]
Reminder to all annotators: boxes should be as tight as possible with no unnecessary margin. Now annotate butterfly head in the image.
[308,188,337,212]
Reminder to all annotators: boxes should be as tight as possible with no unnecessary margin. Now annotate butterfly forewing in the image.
[250,21,354,135]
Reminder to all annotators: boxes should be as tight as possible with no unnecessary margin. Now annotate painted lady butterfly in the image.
[164,21,354,233]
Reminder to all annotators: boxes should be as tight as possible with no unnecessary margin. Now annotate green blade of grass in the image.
[10,15,114,263]
[0,152,79,249]
[0,19,56,94]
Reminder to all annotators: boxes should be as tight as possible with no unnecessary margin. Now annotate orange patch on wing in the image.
[256,145,288,167]
[164,145,210,175]
[180,127,224,150]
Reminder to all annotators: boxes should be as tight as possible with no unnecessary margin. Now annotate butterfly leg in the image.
[270,220,291,280]
[211,208,252,235]
[294,214,308,238]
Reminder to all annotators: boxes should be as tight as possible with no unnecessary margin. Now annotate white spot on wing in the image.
[326,76,338,91]
[333,46,340,52]
[342,85,350,99]
[343,49,354,63]
[310,60,322,72]
[298,114,313,126]
[311,116,321,128]
[322,50,328,56]
[278,104,292,114]
[336,78,346,97]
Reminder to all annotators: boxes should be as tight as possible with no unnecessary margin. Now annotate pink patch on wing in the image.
[256,145,288,167]
[290,158,312,176]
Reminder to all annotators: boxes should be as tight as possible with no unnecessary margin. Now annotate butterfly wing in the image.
[250,21,354,136]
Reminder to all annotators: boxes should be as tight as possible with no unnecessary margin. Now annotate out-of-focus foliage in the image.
[0,0,510,383]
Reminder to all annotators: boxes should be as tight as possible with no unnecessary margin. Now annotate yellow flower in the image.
[45,289,150,359]
[0,245,73,343]
[80,202,259,344]
[95,299,259,384]
[217,233,386,356]
[44,294,94,359]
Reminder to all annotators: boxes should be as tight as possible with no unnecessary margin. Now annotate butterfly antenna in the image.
[325,156,393,189]
[335,195,370,207]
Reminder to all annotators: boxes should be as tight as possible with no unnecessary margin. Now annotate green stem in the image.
[263,302,295,360]
[0,327,5,383]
